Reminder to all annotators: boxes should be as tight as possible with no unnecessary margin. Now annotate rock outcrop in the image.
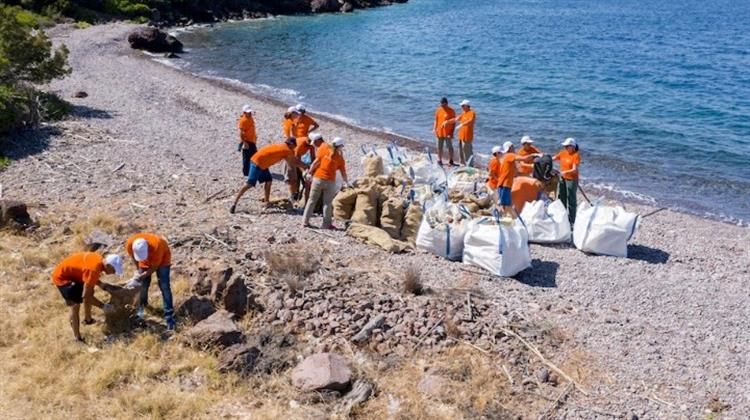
[291,352,352,392]
[0,200,32,229]
[183,309,243,349]
[127,27,183,53]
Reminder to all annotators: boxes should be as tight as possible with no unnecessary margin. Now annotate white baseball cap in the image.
[332,137,345,147]
[562,137,577,147]
[132,238,149,262]
[309,132,323,142]
[520,135,534,144]
[491,146,502,155]
[501,141,514,153]
[242,104,253,114]
[295,103,306,113]
[104,254,124,276]
[460,99,470,106]
[286,106,297,114]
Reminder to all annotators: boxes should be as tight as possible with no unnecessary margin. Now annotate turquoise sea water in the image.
[174,0,750,224]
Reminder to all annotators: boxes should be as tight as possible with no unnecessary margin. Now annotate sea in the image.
[168,0,750,225]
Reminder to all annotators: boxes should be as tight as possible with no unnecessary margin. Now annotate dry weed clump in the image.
[402,265,424,295]
[264,247,320,293]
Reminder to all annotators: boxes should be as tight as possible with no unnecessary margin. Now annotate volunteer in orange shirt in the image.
[486,145,502,202]
[293,104,319,138]
[553,138,582,224]
[494,141,540,219]
[511,177,544,214]
[51,252,123,342]
[230,137,308,213]
[450,99,476,166]
[303,137,350,229]
[292,132,327,204]
[126,232,175,330]
[283,106,298,138]
[238,104,258,177]
[517,136,541,176]
[433,97,456,166]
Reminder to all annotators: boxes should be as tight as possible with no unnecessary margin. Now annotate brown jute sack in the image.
[380,196,405,239]
[363,155,384,177]
[346,223,409,253]
[400,202,424,245]
[333,188,358,220]
[351,186,380,226]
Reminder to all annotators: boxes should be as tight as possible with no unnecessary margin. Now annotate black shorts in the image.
[57,282,84,305]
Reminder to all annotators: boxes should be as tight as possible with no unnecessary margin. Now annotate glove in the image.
[126,277,141,289]
[102,303,114,314]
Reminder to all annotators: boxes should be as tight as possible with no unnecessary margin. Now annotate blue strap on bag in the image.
[445,224,451,258]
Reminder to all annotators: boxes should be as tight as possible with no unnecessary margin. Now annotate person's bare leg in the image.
[448,139,455,164]
[233,184,250,206]
[70,304,81,341]
[436,138,443,164]
[264,181,272,203]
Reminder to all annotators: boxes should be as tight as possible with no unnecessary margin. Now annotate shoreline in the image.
[143,44,747,228]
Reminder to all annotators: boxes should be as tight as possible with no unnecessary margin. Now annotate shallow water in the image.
[174,0,750,225]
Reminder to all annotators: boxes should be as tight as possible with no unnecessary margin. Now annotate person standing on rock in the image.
[433,97,456,166]
[517,136,541,176]
[230,137,309,213]
[283,106,298,138]
[293,104,319,139]
[495,141,540,220]
[126,232,175,330]
[447,99,476,166]
[303,137,350,229]
[51,252,122,342]
[553,138,581,224]
[238,105,258,177]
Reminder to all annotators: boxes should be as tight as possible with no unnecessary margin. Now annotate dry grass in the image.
[402,265,424,295]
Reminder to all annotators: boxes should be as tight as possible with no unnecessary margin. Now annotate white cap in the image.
[242,104,253,114]
[104,254,124,276]
[295,103,306,113]
[491,146,502,155]
[562,137,577,147]
[460,99,470,106]
[309,132,323,142]
[332,137,344,147]
[286,106,297,114]
[501,141,514,153]
[132,238,149,262]
[520,135,534,144]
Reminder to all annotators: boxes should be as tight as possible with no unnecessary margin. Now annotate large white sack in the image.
[408,158,447,186]
[519,200,571,243]
[416,201,471,261]
[463,218,532,277]
[446,167,489,193]
[573,202,639,257]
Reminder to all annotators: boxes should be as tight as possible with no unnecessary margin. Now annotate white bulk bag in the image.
[463,218,532,277]
[446,167,488,193]
[408,152,447,186]
[573,202,639,258]
[519,200,571,243]
[416,202,471,261]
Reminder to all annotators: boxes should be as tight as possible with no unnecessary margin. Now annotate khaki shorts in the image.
[437,136,453,152]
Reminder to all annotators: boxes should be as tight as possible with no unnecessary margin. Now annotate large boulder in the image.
[190,260,232,299]
[217,344,261,376]
[84,229,114,252]
[311,0,340,13]
[291,352,352,392]
[183,309,243,349]
[127,27,183,53]
[222,276,248,318]
[0,200,32,229]
[176,295,215,323]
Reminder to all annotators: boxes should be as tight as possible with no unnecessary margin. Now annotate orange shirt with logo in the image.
[126,233,171,270]
[51,252,104,286]
[554,149,581,180]
[497,153,518,188]
[487,157,501,190]
[252,143,294,170]
[238,114,257,143]
[283,118,294,138]
[457,110,475,142]
[434,106,456,138]
[294,114,317,138]
[517,145,540,175]
[314,150,347,182]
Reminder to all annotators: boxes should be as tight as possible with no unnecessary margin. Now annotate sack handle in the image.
[445,224,451,257]
[458,203,471,218]
[426,148,433,164]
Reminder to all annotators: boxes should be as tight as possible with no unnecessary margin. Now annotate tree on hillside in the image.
[0,5,70,132]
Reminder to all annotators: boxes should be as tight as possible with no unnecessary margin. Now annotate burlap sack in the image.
[380,196,406,239]
[347,223,409,253]
[460,201,480,215]
[363,155,384,177]
[400,202,424,245]
[448,190,465,203]
[103,283,142,334]
[333,188,358,220]
[351,186,380,226]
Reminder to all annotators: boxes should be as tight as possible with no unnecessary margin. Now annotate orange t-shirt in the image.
[294,114,317,138]
[554,149,581,180]
[434,106,456,138]
[314,150,347,182]
[126,233,171,270]
[457,110,475,142]
[283,118,294,138]
[252,143,294,170]
[517,145,540,175]
[316,142,331,159]
[497,153,518,188]
[512,177,542,213]
[238,114,257,143]
[51,252,103,287]
[487,157,500,190]
[295,137,315,159]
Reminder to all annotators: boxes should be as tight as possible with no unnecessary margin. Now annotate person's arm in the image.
[308,157,321,176]
[82,282,105,321]
[288,156,309,170]
[137,267,157,281]
[340,162,349,184]
[310,120,319,132]
[514,153,541,162]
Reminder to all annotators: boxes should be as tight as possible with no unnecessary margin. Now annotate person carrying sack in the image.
[303,137,350,230]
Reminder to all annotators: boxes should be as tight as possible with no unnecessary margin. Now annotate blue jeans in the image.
[138,266,174,321]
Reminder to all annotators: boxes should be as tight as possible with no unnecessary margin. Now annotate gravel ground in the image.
[2,23,749,418]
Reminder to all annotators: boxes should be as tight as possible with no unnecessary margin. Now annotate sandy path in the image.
[2,22,748,418]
